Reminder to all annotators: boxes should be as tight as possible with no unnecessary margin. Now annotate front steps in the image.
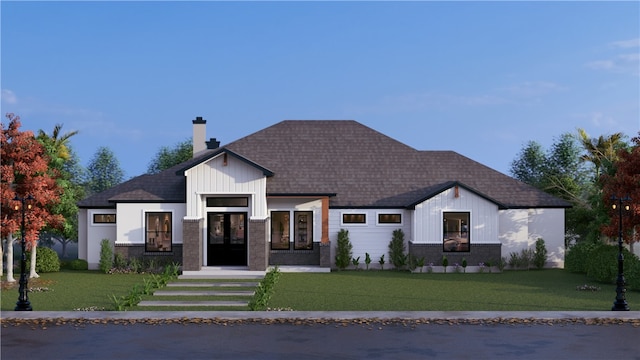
[137,277,262,309]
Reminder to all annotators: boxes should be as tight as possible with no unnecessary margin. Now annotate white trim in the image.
[89,210,116,227]
[340,211,368,226]
[375,211,403,226]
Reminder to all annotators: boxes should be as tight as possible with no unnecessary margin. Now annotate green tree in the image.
[509,141,546,188]
[577,128,626,180]
[147,138,192,174]
[85,146,124,195]
[334,229,352,270]
[510,133,591,244]
[36,124,85,258]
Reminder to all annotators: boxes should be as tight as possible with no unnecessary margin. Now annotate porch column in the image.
[248,218,268,271]
[182,218,203,271]
[320,196,332,268]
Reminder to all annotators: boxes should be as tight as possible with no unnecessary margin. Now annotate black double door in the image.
[207,212,247,266]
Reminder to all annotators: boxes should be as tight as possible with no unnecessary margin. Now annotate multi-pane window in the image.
[271,211,290,250]
[146,212,172,252]
[294,211,313,250]
[443,212,470,252]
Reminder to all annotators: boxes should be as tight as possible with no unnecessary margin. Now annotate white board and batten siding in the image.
[499,208,565,268]
[328,209,412,265]
[413,186,500,245]
[184,153,268,220]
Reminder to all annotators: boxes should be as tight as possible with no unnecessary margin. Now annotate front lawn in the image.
[1,269,635,311]
[1,270,146,311]
[268,269,633,311]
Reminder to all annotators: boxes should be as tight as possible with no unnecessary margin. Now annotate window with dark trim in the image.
[206,197,249,207]
[271,211,290,250]
[342,214,366,224]
[93,214,116,224]
[378,214,401,224]
[294,211,313,250]
[146,212,172,252]
[443,212,470,252]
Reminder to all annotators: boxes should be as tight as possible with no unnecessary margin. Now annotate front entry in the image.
[207,212,247,266]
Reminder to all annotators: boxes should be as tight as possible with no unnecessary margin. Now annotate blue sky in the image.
[2,1,639,179]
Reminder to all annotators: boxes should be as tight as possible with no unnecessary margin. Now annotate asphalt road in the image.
[2,317,639,360]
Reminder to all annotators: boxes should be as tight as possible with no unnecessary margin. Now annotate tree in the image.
[577,128,626,180]
[601,132,640,253]
[147,138,192,174]
[85,146,124,195]
[509,141,546,188]
[1,114,64,280]
[36,125,85,258]
[510,133,592,244]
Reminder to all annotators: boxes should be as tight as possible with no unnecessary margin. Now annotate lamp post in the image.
[611,195,631,311]
[14,194,34,311]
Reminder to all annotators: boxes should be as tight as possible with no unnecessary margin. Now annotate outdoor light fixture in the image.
[611,195,631,311]
[13,194,34,311]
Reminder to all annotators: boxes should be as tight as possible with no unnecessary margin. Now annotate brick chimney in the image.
[192,116,206,157]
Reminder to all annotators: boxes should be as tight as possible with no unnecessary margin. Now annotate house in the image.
[77,118,570,272]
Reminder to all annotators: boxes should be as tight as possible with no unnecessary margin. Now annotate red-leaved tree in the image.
[601,132,640,253]
[1,113,64,280]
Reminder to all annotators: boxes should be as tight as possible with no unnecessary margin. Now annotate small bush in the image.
[67,259,88,270]
[27,247,60,273]
[99,239,113,274]
[565,241,598,273]
[113,253,127,269]
[388,229,407,270]
[533,238,548,269]
[364,253,372,270]
[334,229,353,270]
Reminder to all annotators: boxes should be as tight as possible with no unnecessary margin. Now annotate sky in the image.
[1,1,639,180]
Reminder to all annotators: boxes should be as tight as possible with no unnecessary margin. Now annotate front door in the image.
[207,212,247,266]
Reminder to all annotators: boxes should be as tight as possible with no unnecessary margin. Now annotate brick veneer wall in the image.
[248,218,268,271]
[269,245,320,265]
[182,218,203,271]
[319,241,332,268]
[114,244,182,265]
[408,242,502,267]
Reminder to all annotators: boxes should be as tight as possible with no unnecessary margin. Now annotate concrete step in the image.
[166,282,259,288]
[138,300,248,307]
[153,290,254,296]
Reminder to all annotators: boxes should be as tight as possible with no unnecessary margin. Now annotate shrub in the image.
[249,267,281,311]
[533,238,548,269]
[99,239,113,274]
[564,241,640,291]
[334,229,352,270]
[27,247,60,273]
[67,259,88,270]
[113,253,127,269]
[461,258,467,273]
[378,254,385,270]
[364,253,372,270]
[442,255,448,273]
[388,229,407,270]
[351,256,360,270]
[565,241,598,273]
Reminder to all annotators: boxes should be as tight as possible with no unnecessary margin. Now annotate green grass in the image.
[268,269,636,311]
[1,270,146,311]
[2,269,636,311]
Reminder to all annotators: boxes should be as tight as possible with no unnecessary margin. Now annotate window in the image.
[294,211,313,250]
[146,212,172,252]
[378,213,401,224]
[93,214,116,224]
[271,211,290,250]
[342,213,366,224]
[206,197,248,207]
[443,212,470,252]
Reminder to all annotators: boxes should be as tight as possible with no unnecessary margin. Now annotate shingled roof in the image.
[79,120,570,209]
